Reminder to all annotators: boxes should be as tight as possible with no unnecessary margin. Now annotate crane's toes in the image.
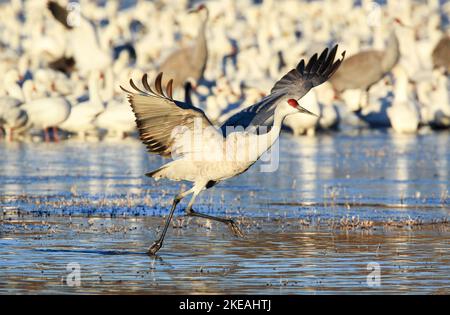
[227,220,244,237]
[148,241,162,255]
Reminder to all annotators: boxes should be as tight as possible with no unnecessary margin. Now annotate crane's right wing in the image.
[269,45,344,97]
[121,73,222,159]
[221,45,345,132]
[219,92,285,132]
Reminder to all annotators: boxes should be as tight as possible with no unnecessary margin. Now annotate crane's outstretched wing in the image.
[219,92,285,132]
[121,73,220,158]
[221,45,345,132]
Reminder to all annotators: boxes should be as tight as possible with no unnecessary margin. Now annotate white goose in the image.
[47,1,113,75]
[316,82,340,130]
[59,70,104,138]
[424,70,450,128]
[0,106,28,141]
[94,99,136,138]
[19,80,71,141]
[94,70,136,137]
[2,69,24,101]
[386,66,420,134]
[0,96,27,140]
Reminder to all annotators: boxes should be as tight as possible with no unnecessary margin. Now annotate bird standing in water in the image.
[121,46,345,255]
[329,19,404,108]
[158,4,209,90]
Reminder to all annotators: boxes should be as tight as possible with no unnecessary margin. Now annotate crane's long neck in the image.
[192,16,208,72]
[254,106,287,158]
[381,30,400,72]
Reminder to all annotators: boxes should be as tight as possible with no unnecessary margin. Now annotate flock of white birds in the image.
[0,0,449,142]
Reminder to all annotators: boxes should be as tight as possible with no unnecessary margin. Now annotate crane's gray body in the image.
[432,36,450,73]
[330,31,399,92]
[159,9,208,89]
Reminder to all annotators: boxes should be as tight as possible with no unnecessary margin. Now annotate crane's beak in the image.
[393,17,413,29]
[298,106,319,117]
[287,98,319,117]
[187,7,201,14]
[188,4,205,14]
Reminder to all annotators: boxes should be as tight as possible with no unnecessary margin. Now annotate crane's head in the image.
[188,3,209,22]
[286,98,318,117]
[392,17,413,29]
[188,4,208,14]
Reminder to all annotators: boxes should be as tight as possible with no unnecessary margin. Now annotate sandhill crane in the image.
[330,19,403,108]
[158,4,209,90]
[121,46,345,255]
[432,35,450,73]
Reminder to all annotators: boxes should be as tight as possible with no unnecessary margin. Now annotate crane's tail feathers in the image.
[145,166,168,179]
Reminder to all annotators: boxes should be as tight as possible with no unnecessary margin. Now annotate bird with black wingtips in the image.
[121,45,345,255]
[47,1,113,74]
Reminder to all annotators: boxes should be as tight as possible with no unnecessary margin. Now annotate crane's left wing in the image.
[121,73,222,159]
[221,45,345,132]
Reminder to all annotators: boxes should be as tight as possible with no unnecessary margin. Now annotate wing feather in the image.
[121,73,219,157]
[271,44,345,96]
[166,79,174,99]
[221,45,345,130]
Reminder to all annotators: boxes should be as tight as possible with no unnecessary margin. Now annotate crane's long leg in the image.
[52,127,60,142]
[148,187,194,255]
[44,128,50,142]
[185,191,244,237]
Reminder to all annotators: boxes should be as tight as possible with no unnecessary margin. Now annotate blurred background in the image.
[0,0,449,140]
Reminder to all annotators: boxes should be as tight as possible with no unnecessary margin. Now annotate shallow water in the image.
[0,215,448,294]
[0,130,449,294]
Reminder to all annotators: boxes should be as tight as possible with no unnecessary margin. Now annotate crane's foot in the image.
[226,219,244,237]
[186,209,244,237]
[148,240,162,255]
